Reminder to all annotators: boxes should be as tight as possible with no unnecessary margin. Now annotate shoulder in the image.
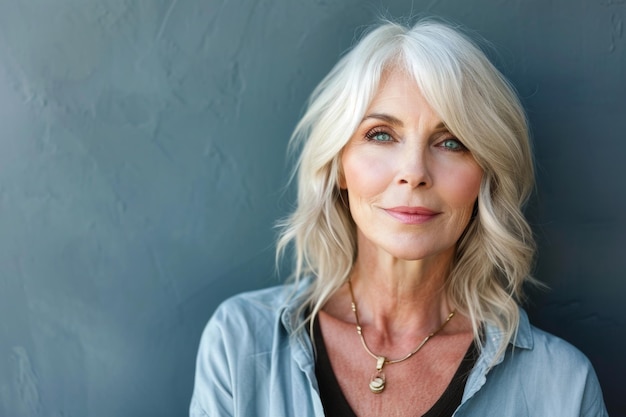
[191,284,303,392]
[206,284,294,338]
[498,308,596,373]
[500,312,599,385]
[202,280,310,345]
[525,324,594,370]
[191,280,320,416]
[525,324,605,400]
[190,284,305,417]
[467,312,608,416]
[496,316,607,415]
[212,284,294,322]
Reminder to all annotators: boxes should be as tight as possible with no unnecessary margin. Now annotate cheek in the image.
[341,149,392,198]
[446,166,483,210]
[441,166,482,238]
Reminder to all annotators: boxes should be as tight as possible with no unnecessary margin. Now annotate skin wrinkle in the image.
[319,69,481,416]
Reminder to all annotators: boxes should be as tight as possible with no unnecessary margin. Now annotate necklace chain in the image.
[347,279,455,393]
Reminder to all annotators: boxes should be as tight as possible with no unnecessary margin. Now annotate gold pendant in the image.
[369,356,386,393]
[369,373,385,393]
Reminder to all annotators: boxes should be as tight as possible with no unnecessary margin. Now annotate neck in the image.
[346,245,457,342]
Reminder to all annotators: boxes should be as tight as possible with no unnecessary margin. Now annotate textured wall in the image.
[0,1,623,416]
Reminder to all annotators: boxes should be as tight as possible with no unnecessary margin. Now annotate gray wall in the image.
[0,1,623,416]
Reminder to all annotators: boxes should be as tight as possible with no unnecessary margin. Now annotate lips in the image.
[384,206,440,224]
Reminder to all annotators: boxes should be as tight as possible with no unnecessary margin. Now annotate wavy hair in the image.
[276,18,538,359]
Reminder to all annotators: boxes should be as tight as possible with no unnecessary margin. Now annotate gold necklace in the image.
[347,280,455,394]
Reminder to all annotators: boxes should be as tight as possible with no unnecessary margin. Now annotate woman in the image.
[190,19,608,416]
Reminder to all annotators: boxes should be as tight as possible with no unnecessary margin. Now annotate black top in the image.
[313,317,478,417]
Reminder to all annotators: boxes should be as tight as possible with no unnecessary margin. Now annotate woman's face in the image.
[340,69,483,262]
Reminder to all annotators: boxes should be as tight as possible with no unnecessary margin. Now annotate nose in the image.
[396,145,431,188]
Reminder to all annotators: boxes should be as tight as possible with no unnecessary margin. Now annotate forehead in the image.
[364,68,442,125]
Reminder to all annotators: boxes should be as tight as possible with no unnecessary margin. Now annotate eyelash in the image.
[363,127,468,152]
[364,127,394,142]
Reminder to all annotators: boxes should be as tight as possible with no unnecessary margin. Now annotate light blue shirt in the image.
[190,282,608,416]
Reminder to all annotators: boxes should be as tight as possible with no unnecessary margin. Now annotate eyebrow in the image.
[361,113,447,130]
[362,113,404,126]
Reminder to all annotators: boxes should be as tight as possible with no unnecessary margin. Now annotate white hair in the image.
[277,18,538,360]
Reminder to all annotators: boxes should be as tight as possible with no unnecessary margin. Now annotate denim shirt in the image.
[190,283,608,417]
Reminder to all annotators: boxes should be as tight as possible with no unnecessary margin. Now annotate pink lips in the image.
[384,206,440,224]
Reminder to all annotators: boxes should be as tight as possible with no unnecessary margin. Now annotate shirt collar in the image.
[512,307,534,349]
[476,306,533,372]
[279,279,312,335]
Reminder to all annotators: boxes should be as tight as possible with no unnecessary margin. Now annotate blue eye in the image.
[440,138,467,151]
[365,129,393,142]
[372,132,392,142]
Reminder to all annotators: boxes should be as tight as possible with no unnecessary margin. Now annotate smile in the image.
[383,206,441,225]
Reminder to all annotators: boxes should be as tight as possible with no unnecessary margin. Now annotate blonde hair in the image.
[277,18,537,359]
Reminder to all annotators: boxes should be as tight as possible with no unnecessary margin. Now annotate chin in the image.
[382,240,457,263]
[384,246,440,261]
